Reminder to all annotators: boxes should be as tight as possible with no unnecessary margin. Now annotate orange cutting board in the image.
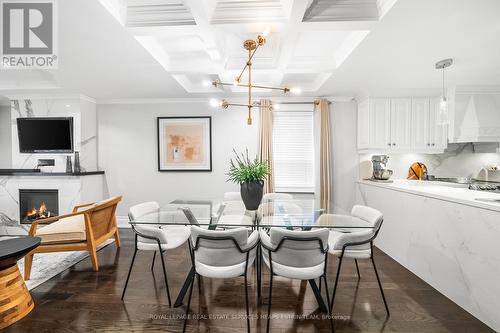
[408,162,427,180]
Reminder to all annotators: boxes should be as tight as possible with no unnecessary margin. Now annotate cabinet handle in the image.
[392,143,396,146]
[427,143,430,146]
[388,143,391,146]
[431,143,435,146]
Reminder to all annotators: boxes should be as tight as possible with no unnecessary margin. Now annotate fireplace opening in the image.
[19,189,59,224]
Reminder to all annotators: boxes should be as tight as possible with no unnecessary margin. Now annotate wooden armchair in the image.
[24,196,122,280]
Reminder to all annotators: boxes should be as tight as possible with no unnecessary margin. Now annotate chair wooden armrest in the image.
[28,211,86,236]
[24,195,122,281]
[72,202,96,213]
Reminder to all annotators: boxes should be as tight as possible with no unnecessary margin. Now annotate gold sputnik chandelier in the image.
[209,28,300,125]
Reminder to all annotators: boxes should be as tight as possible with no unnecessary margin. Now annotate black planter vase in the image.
[240,181,264,210]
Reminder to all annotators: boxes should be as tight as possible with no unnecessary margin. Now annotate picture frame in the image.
[157,116,212,172]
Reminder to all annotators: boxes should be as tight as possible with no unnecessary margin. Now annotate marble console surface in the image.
[357,181,500,332]
[0,171,104,177]
[357,179,500,212]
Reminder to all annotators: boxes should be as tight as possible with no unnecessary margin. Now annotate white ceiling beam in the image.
[127,25,200,36]
[276,0,311,74]
[300,20,377,31]
[183,0,224,68]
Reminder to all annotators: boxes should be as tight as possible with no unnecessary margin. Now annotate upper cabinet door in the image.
[430,98,448,149]
[357,100,370,149]
[411,98,431,149]
[390,98,412,149]
[370,98,391,149]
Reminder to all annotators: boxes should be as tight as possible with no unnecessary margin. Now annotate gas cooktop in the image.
[469,181,500,192]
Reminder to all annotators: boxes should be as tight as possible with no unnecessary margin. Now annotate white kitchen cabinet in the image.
[357,97,447,153]
[411,98,431,149]
[430,98,448,150]
[369,98,391,149]
[357,100,370,149]
[390,98,412,149]
[411,98,448,151]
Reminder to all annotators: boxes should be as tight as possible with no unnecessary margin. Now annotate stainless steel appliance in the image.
[469,181,500,192]
[371,155,393,181]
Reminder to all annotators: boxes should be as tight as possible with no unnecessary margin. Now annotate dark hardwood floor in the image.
[6,229,494,332]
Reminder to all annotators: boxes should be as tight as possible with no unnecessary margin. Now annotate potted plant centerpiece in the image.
[227,149,270,210]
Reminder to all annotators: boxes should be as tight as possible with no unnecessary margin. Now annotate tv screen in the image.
[17,117,74,153]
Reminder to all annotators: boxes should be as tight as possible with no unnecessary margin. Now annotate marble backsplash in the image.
[361,143,500,179]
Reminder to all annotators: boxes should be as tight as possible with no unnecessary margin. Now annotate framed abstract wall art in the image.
[157,117,212,171]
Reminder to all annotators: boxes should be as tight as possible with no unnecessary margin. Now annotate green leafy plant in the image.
[226,148,270,184]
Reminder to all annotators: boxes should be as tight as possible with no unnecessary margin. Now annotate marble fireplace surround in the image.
[0,174,104,235]
[0,95,104,235]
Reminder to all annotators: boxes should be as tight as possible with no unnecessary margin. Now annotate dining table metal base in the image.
[173,265,329,313]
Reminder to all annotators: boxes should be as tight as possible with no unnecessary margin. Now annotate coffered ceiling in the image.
[3,0,498,101]
[99,0,397,95]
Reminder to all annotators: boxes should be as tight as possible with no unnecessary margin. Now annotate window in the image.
[272,109,314,193]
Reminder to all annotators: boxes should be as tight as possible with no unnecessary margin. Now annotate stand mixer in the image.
[371,155,393,180]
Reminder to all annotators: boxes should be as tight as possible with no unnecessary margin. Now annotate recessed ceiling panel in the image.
[303,0,379,22]
[126,0,196,27]
[211,0,287,24]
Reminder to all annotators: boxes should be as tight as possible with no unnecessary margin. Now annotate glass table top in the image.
[128,199,374,230]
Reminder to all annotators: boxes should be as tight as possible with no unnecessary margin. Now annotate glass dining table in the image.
[128,198,374,312]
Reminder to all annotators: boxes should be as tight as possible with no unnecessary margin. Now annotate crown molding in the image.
[455,85,500,95]
[4,93,96,103]
[97,95,354,105]
[97,97,212,105]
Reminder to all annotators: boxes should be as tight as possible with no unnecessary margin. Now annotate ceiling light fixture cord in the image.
[442,67,445,98]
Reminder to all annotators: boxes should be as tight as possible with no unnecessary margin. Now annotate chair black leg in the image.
[257,247,261,300]
[330,255,344,311]
[354,259,361,280]
[319,277,322,293]
[151,251,156,272]
[371,255,390,316]
[197,273,202,295]
[244,273,250,333]
[266,274,274,333]
[121,248,137,300]
[182,272,195,333]
[158,248,172,307]
[322,275,335,332]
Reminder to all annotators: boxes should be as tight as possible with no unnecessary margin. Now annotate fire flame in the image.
[26,202,51,219]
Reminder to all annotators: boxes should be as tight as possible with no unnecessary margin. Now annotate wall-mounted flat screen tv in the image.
[17,117,74,153]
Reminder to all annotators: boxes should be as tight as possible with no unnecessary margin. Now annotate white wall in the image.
[97,101,259,215]
[97,100,359,217]
[80,99,98,171]
[0,100,11,168]
[331,101,358,214]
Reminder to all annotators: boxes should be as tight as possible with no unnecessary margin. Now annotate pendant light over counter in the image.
[435,58,453,125]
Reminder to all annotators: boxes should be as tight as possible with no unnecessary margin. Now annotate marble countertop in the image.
[357,179,500,212]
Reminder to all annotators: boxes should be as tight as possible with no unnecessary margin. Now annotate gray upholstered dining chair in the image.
[319,205,389,317]
[259,228,333,333]
[183,226,259,333]
[121,202,191,306]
